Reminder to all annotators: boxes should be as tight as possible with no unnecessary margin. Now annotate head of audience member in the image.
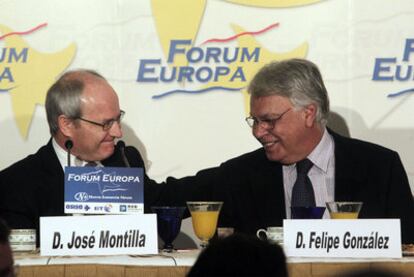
[0,219,14,277]
[45,70,124,162]
[247,58,329,164]
[187,233,288,277]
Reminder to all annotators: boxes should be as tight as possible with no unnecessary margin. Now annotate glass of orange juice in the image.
[187,201,223,248]
[326,201,363,219]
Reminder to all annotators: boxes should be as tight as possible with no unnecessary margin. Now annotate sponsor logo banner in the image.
[64,167,143,214]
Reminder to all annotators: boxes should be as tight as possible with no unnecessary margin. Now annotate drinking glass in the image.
[187,201,223,248]
[151,206,186,252]
[326,201,363,219]
[291,206,326,219]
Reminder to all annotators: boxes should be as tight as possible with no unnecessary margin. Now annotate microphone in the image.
[117,140,130,167]
[64,140,73,167]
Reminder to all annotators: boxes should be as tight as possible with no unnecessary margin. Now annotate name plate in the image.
[283,219,401,258]
[64,166,143,214]
[40,214,157,256]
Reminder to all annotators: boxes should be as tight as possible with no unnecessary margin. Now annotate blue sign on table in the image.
[64,166,143,214]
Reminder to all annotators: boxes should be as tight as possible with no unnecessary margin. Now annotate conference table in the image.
[14,250,414,277]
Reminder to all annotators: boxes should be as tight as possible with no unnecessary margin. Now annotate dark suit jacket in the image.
[0,139,166,235]
[164,131,414,243]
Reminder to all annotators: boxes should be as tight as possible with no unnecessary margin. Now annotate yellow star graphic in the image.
[151,0,206,68]
[0,24,76,139]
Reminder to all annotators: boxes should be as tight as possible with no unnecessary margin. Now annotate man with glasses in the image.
[0,70,163,237]
[165,58,414,243]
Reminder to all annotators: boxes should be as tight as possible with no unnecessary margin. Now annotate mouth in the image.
[102,140,115,146]
[261,140,278,149]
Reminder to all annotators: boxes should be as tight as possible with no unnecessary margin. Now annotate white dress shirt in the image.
[52,138,102,169]
[283,129,335,219]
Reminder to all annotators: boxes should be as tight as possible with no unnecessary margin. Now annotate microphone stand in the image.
[117,140,130,167]
[65,140,73,167]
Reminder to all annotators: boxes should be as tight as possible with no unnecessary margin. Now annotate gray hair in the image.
[45,70,104,135]
[248,58,330,126]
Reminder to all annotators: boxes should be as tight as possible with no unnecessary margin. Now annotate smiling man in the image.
[165,59,414,244]
[0,70,163,239]
[47,70,123,163]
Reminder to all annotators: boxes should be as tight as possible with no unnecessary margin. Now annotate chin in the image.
[265,150,287,163]
[265,152,281,162]
[98,146,115,160]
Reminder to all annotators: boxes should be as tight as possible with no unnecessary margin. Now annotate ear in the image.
[58,115,76,137]
[303,104,318,127]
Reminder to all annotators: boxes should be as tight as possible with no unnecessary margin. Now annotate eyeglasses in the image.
[76,110,125,131]
[245,108,291,129]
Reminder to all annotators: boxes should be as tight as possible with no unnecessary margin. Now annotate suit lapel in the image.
[332,132,364,201]
[248,150,285,226]
[42,139,64,181]
[38,140,66,214]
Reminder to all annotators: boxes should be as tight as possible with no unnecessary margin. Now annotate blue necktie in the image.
[291,159,316,207]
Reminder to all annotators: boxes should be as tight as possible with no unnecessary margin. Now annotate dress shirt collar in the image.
[52,138,102,169]
[307,128,334,173]
[284,128,333,173]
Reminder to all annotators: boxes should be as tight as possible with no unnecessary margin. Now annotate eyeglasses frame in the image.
[76,110,125,131]
[245,108,291,129]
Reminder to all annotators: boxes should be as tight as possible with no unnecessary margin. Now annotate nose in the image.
[109,121,122,138]
[252,124,269,139]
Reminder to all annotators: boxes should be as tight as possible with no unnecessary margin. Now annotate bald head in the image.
[45,70,107,135]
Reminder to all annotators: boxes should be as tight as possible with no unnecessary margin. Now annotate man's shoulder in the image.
[331,131,398,158]
[0,143,54,177]
[125,145,144,168]
[221,148,272,168]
